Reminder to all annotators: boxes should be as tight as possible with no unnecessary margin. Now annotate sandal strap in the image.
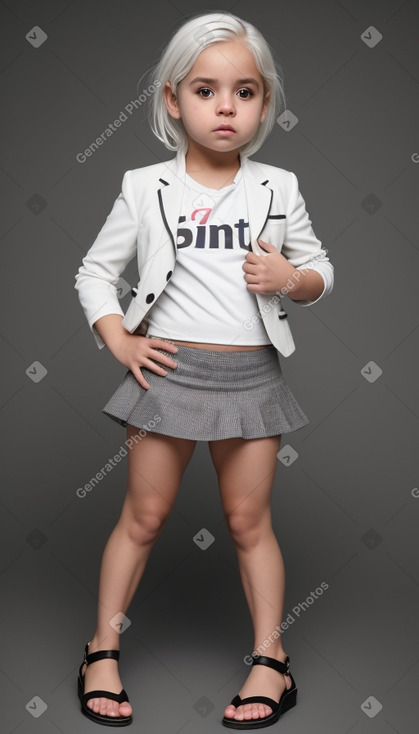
[252,654,290,676]
[82,688,129,705]
[83,642,120,666]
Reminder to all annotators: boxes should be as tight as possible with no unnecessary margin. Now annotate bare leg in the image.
[208,435,293,724]
[81,425,196,720]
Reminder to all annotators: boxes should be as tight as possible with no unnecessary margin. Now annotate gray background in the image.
[1,0,419,732]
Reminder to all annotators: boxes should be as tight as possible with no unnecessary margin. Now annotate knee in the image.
[124,509,168,546]
[225,512,264,551]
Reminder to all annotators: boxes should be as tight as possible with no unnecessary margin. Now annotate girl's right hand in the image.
[109,334,178,389]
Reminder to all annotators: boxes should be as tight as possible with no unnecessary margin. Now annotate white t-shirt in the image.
[145,167,271,345]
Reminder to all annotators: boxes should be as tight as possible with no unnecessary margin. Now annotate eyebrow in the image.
[188,76,260,90]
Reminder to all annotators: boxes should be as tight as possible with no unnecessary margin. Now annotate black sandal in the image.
[77,642,133,726]
[222,654,297,729]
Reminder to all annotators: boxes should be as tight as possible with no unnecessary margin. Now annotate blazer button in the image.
[278,312,288,320]
[131,287,138,297]
[166,270,172,281]
[146,293,155,304]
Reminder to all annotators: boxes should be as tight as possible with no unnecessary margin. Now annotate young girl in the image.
[75,11,333,729]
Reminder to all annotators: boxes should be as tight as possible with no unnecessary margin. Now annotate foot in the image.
[223,652,292,723]
[81,640,133,720]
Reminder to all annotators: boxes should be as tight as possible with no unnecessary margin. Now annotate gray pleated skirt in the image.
[102,342,309,441]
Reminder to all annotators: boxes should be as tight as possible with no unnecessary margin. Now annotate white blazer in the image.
[75,150,333,357]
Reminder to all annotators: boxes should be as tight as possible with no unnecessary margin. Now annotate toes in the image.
[258,704,272,719]
[87,697,100,714]
[105,699,120,717]
[119,701,133,716]
[100,697,113,717]
[225,703,273,721]
[223,704,237,718]
[244,703,272,721]
[242,704,255,721]
[86,697,131,718]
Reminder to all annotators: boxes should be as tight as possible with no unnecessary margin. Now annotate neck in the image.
[184,144,241,176]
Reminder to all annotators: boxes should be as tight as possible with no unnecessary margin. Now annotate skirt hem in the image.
[101,408,309,441]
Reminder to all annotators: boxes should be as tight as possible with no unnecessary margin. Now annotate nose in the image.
[216,93,236,115]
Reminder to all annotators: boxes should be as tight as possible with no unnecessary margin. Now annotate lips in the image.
[214,125,236,132]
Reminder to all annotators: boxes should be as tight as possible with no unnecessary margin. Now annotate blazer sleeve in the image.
[280,171,334,306]
[74,170,138,349]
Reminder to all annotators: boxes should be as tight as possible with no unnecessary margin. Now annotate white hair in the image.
[144,11,286,158]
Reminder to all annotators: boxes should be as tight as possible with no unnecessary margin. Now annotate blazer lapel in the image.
[157,151,187,256]
[242,172,273,253]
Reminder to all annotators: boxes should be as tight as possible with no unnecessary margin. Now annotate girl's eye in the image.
[237,88,253,99]
[197,87,254,99]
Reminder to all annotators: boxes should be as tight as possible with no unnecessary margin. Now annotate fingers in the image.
[132,364,151,389]
[149,337,179,356]
[146,339,179,371]
[130,338,178,389]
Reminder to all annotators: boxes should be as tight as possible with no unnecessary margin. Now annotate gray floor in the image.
[1,1,419,732]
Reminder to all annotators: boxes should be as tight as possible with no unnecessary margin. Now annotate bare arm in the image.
[93,314,131,354]
[286,268,325,302]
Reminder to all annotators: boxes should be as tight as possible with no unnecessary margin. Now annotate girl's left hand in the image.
[242,239,297,295]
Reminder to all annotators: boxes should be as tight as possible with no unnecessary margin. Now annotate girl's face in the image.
[164,40,270,157]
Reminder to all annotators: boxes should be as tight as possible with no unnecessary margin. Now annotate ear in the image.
[260,90,271,124]
[163,81,181,120]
